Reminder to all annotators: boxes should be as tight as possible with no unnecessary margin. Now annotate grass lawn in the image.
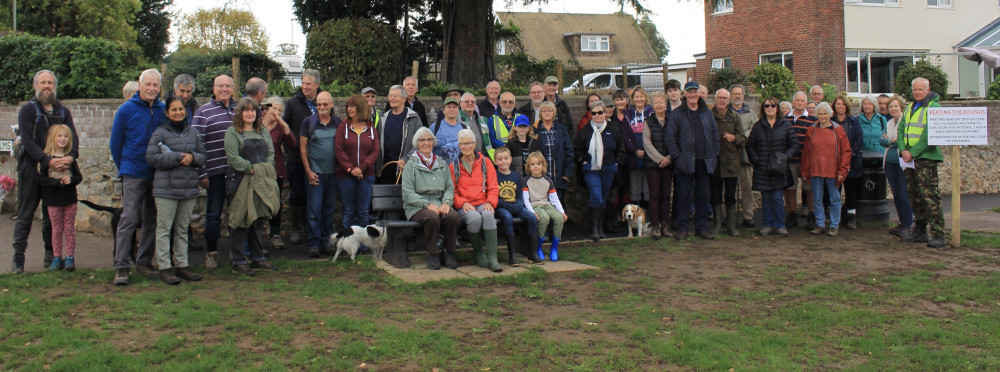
[2,228,1000,371]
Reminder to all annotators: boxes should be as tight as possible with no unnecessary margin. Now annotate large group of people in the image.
[9,68,948,281]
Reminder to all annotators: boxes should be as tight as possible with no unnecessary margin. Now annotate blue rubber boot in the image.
[47,257,64,271]
[537,237,546,262]
[64,256,76,272]
[549,238,560,262]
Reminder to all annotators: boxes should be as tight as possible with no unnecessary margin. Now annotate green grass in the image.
[963,230,1000,249]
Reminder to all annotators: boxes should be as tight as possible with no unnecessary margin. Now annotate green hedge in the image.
[163,49,285,96]
[0,34,127,103]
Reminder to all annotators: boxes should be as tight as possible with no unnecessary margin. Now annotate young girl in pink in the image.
[38,124,82,271]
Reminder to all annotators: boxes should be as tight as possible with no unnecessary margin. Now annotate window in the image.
[927,0,951,7]
[846,50,917,94]
[714,0,733,13]
[711,58,731,70]
[581,35,609,52]
[496,40,506,56]
[848,0,899,5]
[760,52,793,71]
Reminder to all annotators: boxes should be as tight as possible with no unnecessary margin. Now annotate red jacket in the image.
[800,123,851,185]
[450,152,499,208]
[334,120,380,178]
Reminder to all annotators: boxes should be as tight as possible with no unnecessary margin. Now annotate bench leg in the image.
[382,233,412,269]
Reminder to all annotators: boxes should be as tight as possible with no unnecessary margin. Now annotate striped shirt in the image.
[192,98,236,178]
[786,111,816,163]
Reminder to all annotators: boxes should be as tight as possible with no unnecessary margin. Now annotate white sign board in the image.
[0,139,11,153]
[927,107,988,146]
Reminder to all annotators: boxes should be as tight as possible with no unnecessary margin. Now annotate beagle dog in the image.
[621,204,649,238]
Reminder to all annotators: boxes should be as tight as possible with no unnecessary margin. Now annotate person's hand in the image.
[350,168,363,178]
[562,213,568,222]
[659,157,670,167]
[724,133,736,143]
[307,170,319,185]
[397,159,406,168]
[180,153,193,166]
[483,204,494,213]
[462,203,475,212]
[427,203,440,214]
[901,150,913,162]
[881,132,888,139]
[199,178,209,189]
[837,175,846,183]
[534,213,541,221]
[636,150,645,159]
[61,176,70,185]
[561,176,569,182]
[440,203,451,215]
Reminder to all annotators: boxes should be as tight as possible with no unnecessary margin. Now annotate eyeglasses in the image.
[461,100,475,104]
[458,142,476,147]
[591,110,605,115]
[500,100,515,104]
[763,104,778,109]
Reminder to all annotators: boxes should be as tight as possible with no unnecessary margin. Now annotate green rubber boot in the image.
[470,231,488,268]
[484,229,503,272]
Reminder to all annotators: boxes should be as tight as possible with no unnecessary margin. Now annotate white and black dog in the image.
[329,224,388,263]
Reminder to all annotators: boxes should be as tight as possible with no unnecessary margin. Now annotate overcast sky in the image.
[168,0,704,64]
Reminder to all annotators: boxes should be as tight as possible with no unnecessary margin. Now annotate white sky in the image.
[168,0,703,64]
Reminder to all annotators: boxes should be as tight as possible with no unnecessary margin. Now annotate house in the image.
[495,12,661,69]
[692,0,1000,97]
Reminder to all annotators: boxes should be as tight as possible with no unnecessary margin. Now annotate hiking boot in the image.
[11,253,25,274]
[271,235,285,250]
[901,222,928,243]
[697,230,714,240]
[742,219,755,229]
[160,269,181,285]
[113,268,129,286]
[776,228,790,237]
[43,250,53,267]
[175,266,202,281]
[845,214,857,230]
[47,257,64,271]
[650,227,662,240]
[888,224,908,237]
[810,226,825,235]
[307,247,320,258]
[826,228,839,237]
[443,250,459,269]
[64,256,75,272]
[927,236,947,248]
[250,261,277,271]
[231,264,255,276]
[426,253,441,270]
[758,227,773,236]
[786,212,799,228]
[135,264,157,278]
[205,252,219,269]
[675,231,688,240]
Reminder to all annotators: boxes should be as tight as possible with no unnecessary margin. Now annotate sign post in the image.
[928,106,989,248]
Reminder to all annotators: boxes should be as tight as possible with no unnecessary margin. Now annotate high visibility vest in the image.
[371,109,381,129]
[902,103,927,148]
[491,112,521,145]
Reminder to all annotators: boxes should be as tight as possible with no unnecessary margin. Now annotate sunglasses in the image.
[763,104,778,108]
[591,110,605,115]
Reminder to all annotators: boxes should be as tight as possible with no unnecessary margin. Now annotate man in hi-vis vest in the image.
[897,77,945,248]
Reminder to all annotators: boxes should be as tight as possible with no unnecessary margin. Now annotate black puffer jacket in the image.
[746,118,797,191]
[146,118,206,199]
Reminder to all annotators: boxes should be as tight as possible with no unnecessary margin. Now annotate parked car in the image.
[563,71,671,95]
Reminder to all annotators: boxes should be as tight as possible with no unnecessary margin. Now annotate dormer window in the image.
[581,35,610,52]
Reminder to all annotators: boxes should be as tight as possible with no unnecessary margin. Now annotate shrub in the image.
[987,75,1000,100]
[195,66,233,96]
[795,82,838,103]
[163,48,284,96]
[321,79,359,98]
[268,80,296,98]
[704,67,749,94]
[305,18,401,97]
[0,34,128,103]
[894,58,950,101]
[748,63,795,102]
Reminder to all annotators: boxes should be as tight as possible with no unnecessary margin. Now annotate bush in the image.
[794,82,838,103]
[417,81,486,98]
[986,75,1000,100]
[163,47,285,96]
[704,67,749,94]
[0,34,128,103]
[748,63,795,102]
[195,66,233,96]
[321,79,359,98]
[894,58,950,101]
[268,80,296,98]
[305,18,401,97]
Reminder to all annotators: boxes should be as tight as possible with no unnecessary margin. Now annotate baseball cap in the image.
[684,81,700,91]
[443,97,460,106]
[514,115,530,126]
[361,87,376,95]
[544,76,559,84]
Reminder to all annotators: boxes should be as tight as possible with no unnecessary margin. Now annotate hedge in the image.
[163,49,285,96]
[0,34,127,103]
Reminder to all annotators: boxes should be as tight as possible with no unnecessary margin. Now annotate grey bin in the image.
[857,151,890,225]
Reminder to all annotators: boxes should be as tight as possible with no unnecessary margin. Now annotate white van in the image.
[563,71,670,95]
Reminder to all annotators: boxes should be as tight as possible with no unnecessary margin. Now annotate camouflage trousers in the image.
[904,159,944,237]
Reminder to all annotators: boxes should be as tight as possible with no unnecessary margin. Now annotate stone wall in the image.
[0,97,997,234]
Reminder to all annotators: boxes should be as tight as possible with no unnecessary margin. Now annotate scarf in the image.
[417,151,437,171]
[588,120,607,170]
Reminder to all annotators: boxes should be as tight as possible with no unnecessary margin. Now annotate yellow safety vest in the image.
[492,113,520,144]
[902,104,927,147]
[371,109,381,129]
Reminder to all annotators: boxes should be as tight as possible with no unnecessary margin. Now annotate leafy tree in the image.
[177,7,269,54]
[133,0,173,63]
[2,0,141,49]
[635,14,669,62]
[304,18,402,94]
[894,58,951,101]
[986,75,1000,100]
[0,34,128,102]
[748,63,795,102]
[705,67,749,94]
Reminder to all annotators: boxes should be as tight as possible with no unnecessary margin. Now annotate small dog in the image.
[621,204,649,238]
[329,224,388,263]
[79,200,136,263]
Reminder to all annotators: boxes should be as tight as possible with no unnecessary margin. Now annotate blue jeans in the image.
[337,175,374,229]
[495,205,539,236]
[884,161,913,226]
[204,174,226,251]
[583,164,618,208]
[306,173,337,249]
[761,189,785,229]
[811,177,842,229]
[674,160,711,233]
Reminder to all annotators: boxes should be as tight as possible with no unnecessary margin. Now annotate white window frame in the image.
[711,58,731,70]
[581,35,610,52]
[496,40,506,56]
[845,0,899,5]
[845,50,920,94]
[714,0,733,14]
[759,51,793,70]
[927,0,952,8]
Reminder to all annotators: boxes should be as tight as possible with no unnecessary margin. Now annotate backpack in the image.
[452,152,488,193]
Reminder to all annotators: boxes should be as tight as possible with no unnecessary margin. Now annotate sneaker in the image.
[47,257,64,271]
[810,227,825,235]
[697,231,714,240]
[758,227,773,236]
[308,248,320,258]
[160,269,181,285]
[271,235,286,250]
[205,252,219,269]
[650,228,661,240]
[927,236,947,248]
[249,261,277,271]
[135,264,157,278]
[827,228,839,237]
[113,268,129,286]
[11,253,25,274]
[776,228,789,237]
[43,250,53,267]
[888,225,907,237]
[661,226,673,237]
[64,256,75,272]
[231,264,255,276]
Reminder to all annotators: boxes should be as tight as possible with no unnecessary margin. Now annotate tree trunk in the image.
[441,0,495,86]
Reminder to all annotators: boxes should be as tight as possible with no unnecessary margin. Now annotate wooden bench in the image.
[371,184,527,269]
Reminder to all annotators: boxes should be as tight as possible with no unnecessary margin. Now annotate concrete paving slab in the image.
[375,252,598,283]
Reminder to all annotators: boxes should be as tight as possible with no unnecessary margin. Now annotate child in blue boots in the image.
[523,151,567,261]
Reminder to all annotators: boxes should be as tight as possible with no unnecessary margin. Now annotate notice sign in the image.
[927,107,988,146]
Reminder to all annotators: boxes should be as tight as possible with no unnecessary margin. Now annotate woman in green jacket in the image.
[401,127,462,270]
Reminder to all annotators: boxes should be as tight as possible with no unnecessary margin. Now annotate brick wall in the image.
[693,0,846,92]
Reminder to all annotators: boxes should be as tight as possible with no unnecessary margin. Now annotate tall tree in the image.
[177,7,269,54]
[133,0,173,63]
[440,0,495,86]
[636,14,669,62]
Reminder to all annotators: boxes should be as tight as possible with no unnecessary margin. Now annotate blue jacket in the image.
[665,98,720,175]
[111,92,165,178]
[534,121,575,190]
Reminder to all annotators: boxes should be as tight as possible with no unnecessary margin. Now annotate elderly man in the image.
[488,92,526,149]
[282,69,322,244]
[898,77,945,248]
[377,85,423,185]
[11,70,79,273]
[384,76,429,128]
[809,85,825,104]
[300,92,341,257]
[192,75,236,269]
[711,89,746,237]
[785,91,817,229]
[698,85,710,102]
[362,87,381,128]
[543,76,574,136]
[164,74,197,122]
[245,77,268,105]
[477,80,501,118]
[459,92,492,159]
[666,81,720,240]
[110,69,166,285]
[729,84,758,228]
[877,94,892,121]
[518,81,545,124]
